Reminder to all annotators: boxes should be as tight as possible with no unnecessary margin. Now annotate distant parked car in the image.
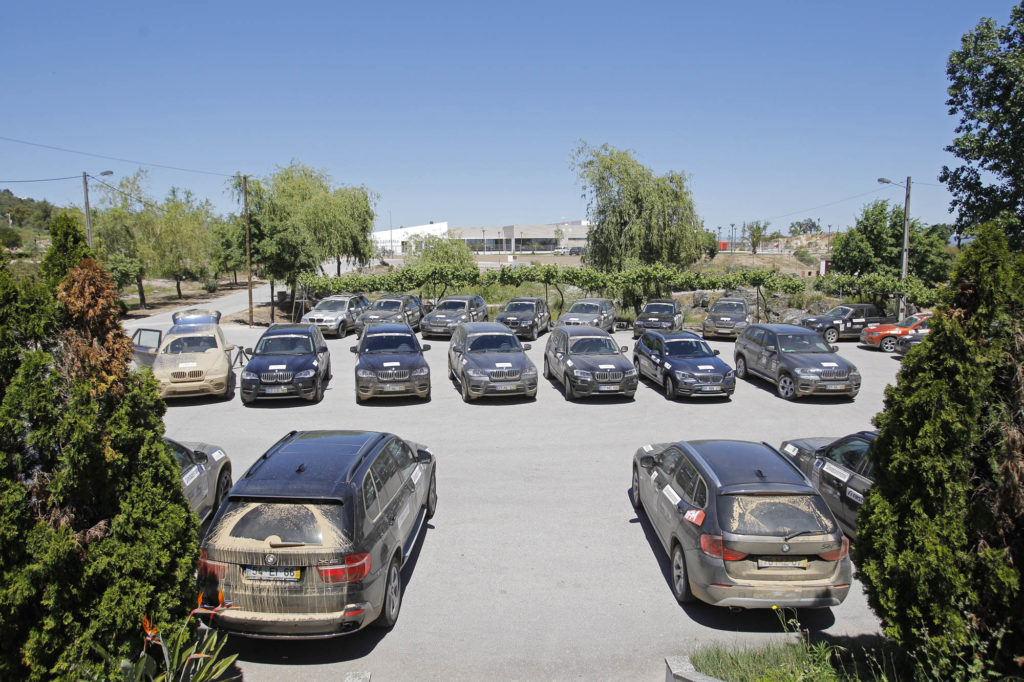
[300,294,370,337]
[555,298,616,332]
[859,314,932,352]
[779,432,877,539]
[198,430,436,637]
[702,297,752,339]
[553,246,570,256]
[165,437,232,524]
[800,303,896,344]
[734,324,860,400]
[420,294,488,338]
[139,315,236,400]
[543,325,637,400]
[351,323,431,402]
[240,323,331,404]
[894,328,931,356]
[355,294,424,337]
[630,439,852,609]
[633,331,734,399]
[568,246,582,256]
[448,322,538,401]
[495,297,552,340]
[632,298,684,339]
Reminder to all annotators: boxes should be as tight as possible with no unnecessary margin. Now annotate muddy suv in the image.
[734,324,861,400]
[198,430,437,637]
[702,297,751,339]
[555,298,616,332]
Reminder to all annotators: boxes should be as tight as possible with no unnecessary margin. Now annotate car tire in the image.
[880,336,896,353]
[447,361,454,380]
[529,325,537,341]
[241,393,254,406]
[311,377,324,403]
[461,375,473,402]
[631,466,643,511]
[221,372,235,401]
[671,544,696,604]
[543,357,552,380]
[213,469,232,514]
[526,389,537,400]
[563,373,575,401]
[425,467,437,519]
[776,373,797,400]
[664,375,677,400]
[423,386,431,402]
[824,328,839,344]
[633,357,643,382]
[735,356,747,379]
[325,362,333,381]
[373,555,402,628]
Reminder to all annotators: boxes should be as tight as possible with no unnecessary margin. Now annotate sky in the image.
[1,1,1018,236]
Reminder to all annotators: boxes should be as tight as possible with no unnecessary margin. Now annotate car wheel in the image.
[221,372,235,401]
[425,467,438,519]
[547,320,553,333]
[526,389,537,400]
[631,466,643,511]
[311,377,324,403]
[447,361,454,380]
[529,325,537,341]
[423,386,431,402]
[461,374,473,402]
[563,373,575,401]
[213,469,232,513]
[374,555,402,628]
[325,361,333,381]
[241,393,254,406]
[633,358,644,382]
[777,373,797,400]
[671,544,696,604]
[880,336,897,353]
[824,328,839,344]
[664,375,677,400]
[735,356,747,379]
[543,356,552,380]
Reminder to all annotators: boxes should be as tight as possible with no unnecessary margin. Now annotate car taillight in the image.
[700,535,748,561]
[818,536,850,561]
[317,553,372,583]
[198,550,228,579]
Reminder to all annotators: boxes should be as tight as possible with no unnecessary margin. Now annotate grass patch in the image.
[692,639,842,681]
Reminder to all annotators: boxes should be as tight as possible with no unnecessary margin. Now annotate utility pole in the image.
[899,176,911,318]
[82,172,94,247]
[243,175,253,327]
[730,224,735,253]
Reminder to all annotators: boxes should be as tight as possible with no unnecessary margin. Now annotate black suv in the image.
[543,325,637,400]
[448,322,538,401]
[240,323,331,404]
[198,430,437,637]
[421,294,488,338]
[356,294,424,337]
[734,324,861,400]
[633,298,684,339]
[633,331,735,399]
[800,303,896,344]
[351,323,431,402]
[495,297,552,340]
[702,297,751,339]
[555,298,617,332]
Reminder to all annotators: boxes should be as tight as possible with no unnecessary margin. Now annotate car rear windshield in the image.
[643,303,674,315]
[664,339,713,357]
[219,500,348,546]
[436,300,468,311]
[162,335,219,354]
[504,302,535,313]
[255,335,313,355]
[710,301,745,314]
[361,333,418,353]
[717,494,836,536]
[567,302,599,314]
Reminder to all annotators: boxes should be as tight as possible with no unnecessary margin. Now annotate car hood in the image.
[780,353,857,373]
[302,310,342,321]
[863,323,907,334]
[707,311,746,322]
[800,315,835,326]
[636,312,673,322]
[244,353,317,374]
[463,351,534,372]
[361,310,403,323]
[557,312,600,325]
[356,353,428,372]
[662,354,731,374]
[424,310,466,324]
[566,353,632,373]
[781,437,837,457]
[152,350,228,378]
[497,312,537,323]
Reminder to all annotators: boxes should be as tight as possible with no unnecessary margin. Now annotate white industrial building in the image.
[372,221,590,256]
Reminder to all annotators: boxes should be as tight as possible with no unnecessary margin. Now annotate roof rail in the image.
[244,430,299,478]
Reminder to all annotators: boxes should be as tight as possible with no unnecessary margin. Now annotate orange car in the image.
[859,313,932,352]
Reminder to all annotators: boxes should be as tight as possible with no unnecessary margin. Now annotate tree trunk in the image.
[336,255,342,276]
[175,276,183,299]
[232,269,237,285]
[136,274,147,310]
[270,280,276,323]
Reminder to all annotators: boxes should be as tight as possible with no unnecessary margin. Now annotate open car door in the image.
[131,328,163,368]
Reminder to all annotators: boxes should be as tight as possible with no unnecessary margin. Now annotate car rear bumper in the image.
[206,602,375,638]
[688,550,851,608]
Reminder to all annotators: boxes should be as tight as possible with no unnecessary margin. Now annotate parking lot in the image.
[159,320,895,681]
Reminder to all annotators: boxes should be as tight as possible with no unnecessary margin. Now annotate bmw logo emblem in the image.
[781,543,791,553]
[265,554,277,566]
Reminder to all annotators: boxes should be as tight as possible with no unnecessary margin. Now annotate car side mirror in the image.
[244,347,253,355]
[639,454,655,469]
[318,345,328,353]
[713,349,720,356]
[523,343,532,351]
[830,345,839,353]
[765,345,776,353]
[453,344,463,353]
[224,344,235,352]
[193,451,208,464]
[555,351,564,358]
[350,346,358,353]
[620,346,628,353]
[416,447,432,463]
[422,344,431,351]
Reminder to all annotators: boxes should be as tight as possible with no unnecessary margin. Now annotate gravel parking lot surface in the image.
[158,321,895,681]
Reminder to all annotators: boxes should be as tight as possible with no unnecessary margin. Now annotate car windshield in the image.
[467,333,520,353]
[361,333,419,353]
[776,333,833,354]
[161,335,219,354]
[567,302,599,314]
[314,300,348,311]
[717,494,836,536]
[217,500,349,547]
[255,335,313,355]
[897,315,924,328]
[643,303,674,315]
[504,302,536,313]
[664,339,714,357]
[823,306,853,318]
[710,301,745,314]
[436,300,468,312]
[370,299,402,311]
[569,336,619,355]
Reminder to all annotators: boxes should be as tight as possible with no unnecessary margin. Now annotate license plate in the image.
[495,384,518,391]
[825,383,847,391]
[758,558,808,569]
[264,386,288,394]
[245,566,302,581]
[383,384,406,391]
[597,385,619,392]
[700,385,721,392]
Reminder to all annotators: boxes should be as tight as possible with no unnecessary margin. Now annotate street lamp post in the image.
[878,176,912,318]
[481,228,485,255]
[82,170,113,247]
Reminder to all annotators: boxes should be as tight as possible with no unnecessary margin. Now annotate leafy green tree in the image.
[941,3,1024,248]
[405,233,479,301]
[92,171,160,309]
[571,142,702,272]
[210,216,246,284]
[743,220,770,254]
[0,257,198,680]
[830,229,875,275]
[154,188,216,298]
[301,186,377,275]
[40,212,92,287]
[855,223,1023,677]
[0,226,21,250]
[700,230,718,259]
[789,218,822,236]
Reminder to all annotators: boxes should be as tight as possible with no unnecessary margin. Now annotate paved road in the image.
[153,309,893,681]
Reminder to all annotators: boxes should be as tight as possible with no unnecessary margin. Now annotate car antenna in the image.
[295,463,306,474]
[756,469,766,479]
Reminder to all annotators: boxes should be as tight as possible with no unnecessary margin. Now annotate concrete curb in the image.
[665,656,723,682]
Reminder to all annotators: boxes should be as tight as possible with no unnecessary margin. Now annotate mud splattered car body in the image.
[198,430,437,638]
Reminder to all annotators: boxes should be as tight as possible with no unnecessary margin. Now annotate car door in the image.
[737,326,765,377]
[364,453,403,569]
[645,446,687,548]
[601,301,614,331]
[545,329,568,383]
[167,439,209,516]
[131,328,163,368]
[448,326,466,376]
[383,438,420,549]
[669,456,709,551]
[313,329,329,378]
[474,296,487,321]
[811,436,869,528]
[538,300,550,329]
[844,457,874,536]
[846,306,870,337]
[635,333,654,379]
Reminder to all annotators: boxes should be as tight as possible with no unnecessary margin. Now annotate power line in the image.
[0,135,234,178]
[767,186,890,222]
[0,175,80,183]
[89,175,162,211]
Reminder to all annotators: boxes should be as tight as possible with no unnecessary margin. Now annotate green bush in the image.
[202,279,219,293]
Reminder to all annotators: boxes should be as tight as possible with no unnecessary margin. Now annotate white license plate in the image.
[597,385,619,392]
[495,384,518,391]
[700,385,721,392]
[758,558,808,569]
[245,566,302,581]
[264,386,288,394]
[825,383,847,391]
[383,384,406,391]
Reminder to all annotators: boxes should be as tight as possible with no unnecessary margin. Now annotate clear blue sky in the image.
[2,1,1018,235]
